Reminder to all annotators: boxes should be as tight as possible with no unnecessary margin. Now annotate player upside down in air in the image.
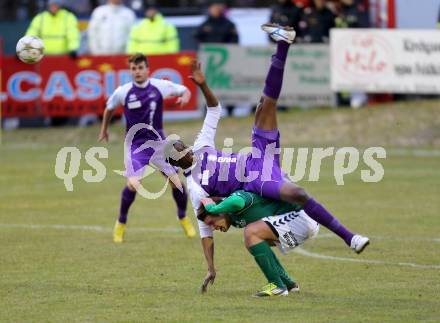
[198,190,319,297]
[165,24,369,283]
[99,53,196,242]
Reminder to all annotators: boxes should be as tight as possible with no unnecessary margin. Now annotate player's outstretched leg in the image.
[170,182,196,238]
[254,24,296,132]
[259,24,369,254]
[280,178,369,253]
[113,185,137,243]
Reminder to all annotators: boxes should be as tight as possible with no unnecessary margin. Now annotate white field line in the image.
[1,223,439,270]
[294,247,440,270]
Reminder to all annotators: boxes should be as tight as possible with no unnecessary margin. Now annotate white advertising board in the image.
[199,44,334,108]
[331,29,440,93]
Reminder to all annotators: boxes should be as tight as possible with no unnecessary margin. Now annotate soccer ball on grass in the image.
[16,35,45,64]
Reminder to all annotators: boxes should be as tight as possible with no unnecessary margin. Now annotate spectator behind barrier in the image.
[335,0,369,28]
[24,0,80,127]
[26,0,80,58]
[127,6,179,55]
[195,0,239,117]
[194,0,239,44]
[88,0,136,55]
[298,0,335,43]
[269,0,302,33]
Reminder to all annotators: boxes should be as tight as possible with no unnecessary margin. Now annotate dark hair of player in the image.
[197,207,208,222]
[164,140,191,168]
[165,141,184,166]
[128,53,149,67]
[196,197,224,222]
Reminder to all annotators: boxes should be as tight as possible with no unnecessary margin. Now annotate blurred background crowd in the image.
[0,0,373,57]
[1,0,439,128]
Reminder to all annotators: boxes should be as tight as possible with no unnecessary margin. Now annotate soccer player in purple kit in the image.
[166,24,369,281]
[99,53,196,242]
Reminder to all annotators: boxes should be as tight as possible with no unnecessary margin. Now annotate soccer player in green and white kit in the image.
[198,190,319,297]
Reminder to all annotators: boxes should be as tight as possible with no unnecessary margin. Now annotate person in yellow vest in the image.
[127,6,179,55]
[26,0,80,58]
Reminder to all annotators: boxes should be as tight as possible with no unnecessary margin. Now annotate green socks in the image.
[271,250,296,289]
[249,241,286,289]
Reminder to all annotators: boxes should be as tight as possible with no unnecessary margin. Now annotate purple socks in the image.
[303,198,354,246]
[118,186,136,224]
[172,187,188,219]
[118,185,187,224]
[263,41,290,100]
[274,41,290,62]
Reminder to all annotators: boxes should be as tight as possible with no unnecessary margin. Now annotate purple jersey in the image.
[123,82,164,143]
[187,104,287,239]
[186,103,247,200]
[191,146,248,197]
[106,78,187,143]
[106,78,187,177]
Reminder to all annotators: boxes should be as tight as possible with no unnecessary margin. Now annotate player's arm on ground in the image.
[188,179,217,293]
[201,236,216,293]
[187,169,219,292]
[98,86,124,142]
[190,60,222,150]
[197,211,217,293]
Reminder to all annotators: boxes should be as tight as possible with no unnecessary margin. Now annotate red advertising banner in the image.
[0,52,198,117]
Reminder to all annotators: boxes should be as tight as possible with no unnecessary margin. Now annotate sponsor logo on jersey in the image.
[128,94,137,102]
[217,156,237,163]
[282,231,299,248]
[127,101,141,109]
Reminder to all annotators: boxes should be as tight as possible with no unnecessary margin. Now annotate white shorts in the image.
[262,210,319,254]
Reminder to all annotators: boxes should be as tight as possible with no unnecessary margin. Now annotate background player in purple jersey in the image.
[98,53,196,242]
[166,24,369,281]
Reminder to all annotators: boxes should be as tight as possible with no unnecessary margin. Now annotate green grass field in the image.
[1,101,440,322]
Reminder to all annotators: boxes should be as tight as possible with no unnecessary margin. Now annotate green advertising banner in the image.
[199,44,334,108]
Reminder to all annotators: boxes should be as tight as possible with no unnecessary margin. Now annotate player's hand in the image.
[175,90,191,108]
[189,60,206,86]
[98,130,109,142]
[201,197,215,207]
[201,268,216,293]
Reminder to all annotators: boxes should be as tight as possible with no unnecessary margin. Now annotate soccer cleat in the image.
[180,216,196,238]
[286,281,300,292]
[350,234,370,254]
[254,283,288,297]
[113,221,126,243]
[261,23,296,44]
